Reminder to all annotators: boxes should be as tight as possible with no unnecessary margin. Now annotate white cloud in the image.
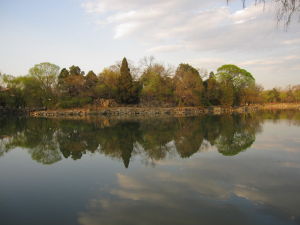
[282,38,300,45]
[114,22,139,39]
[82,0,300,87]
[82,0,299,52]
[146,44,187,53]
[240,55,300,66]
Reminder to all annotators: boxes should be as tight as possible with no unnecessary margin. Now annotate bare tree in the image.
[227,0,300,27]
[139,56,155,70]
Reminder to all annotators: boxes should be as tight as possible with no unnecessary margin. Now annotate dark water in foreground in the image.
[1,111,300,225]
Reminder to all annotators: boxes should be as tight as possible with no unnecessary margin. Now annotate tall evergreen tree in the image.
[69,65,84,76]
[117,57,140,104]
[58,68,70,92]
[84,70,98,99]
[204,72,221,106]
[58,68,69,80]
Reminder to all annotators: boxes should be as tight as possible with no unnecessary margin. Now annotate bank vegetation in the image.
[1,57,300,111]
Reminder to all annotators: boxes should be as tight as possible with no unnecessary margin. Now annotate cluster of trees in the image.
[0,57,299,109]
[1,110,299,167]
[261,85,300,103]
[0,113,264,166]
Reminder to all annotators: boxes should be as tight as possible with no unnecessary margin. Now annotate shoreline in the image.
[28,103,300,118]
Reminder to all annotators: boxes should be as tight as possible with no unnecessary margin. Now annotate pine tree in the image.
[58,68,70,91]
[85,70,98,99]
[206,72,220,105]
[117,57,140,104]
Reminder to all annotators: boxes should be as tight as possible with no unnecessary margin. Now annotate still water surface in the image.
[0,111,300,225]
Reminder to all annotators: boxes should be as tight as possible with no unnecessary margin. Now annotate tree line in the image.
[0,57,299,109]
[2,110,299,166]
[0,114,262,166]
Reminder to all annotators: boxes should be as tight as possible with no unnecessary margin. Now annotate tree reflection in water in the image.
[1,110,299,167]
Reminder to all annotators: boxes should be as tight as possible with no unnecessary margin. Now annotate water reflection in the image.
[1,110,300,225]
[79,157,300,225]
[1,110,299,167]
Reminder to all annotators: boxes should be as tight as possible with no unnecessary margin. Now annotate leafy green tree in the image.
[140,64,174,106]
[27,62,60,108]
[263,88,281,103]
[96,67,120,99]
[117,57,140,104]
[29,62,60,91]
[215,114,257,156]
[174,117,204,158]
[243,84,264,104]
[22,77,44,107]
[3,76,44,108]
[285,87,295,103]
[0,89,8,107]
[216,64,255,106]
[0,74,16,108]
[174,63,204,106]
[293,85,300,102]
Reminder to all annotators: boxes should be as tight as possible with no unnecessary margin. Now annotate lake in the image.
[1,111,300,225]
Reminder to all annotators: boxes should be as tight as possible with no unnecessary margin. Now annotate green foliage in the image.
[29,62,60,90]
[59,65,85,98]
[84,70,99,99]
[1,111,277,166]
[293,85,300,102]
[2,63,60,109]
[216,64,255,106]
[241,84,264,104]
[2,62,60,109]
[85,71,98,88]
[56,66,96,108]
[263,88,281,103]
[27,62,60,108]
[97,67,120,99]
[0,88,23,108]
[58,68,70,89]
[216,114,256,156]
[59,97,93,108]
[1,59,299,109]
[140,64,174,105]
[69,65,84,76]
[203,72,221,106]
[219,81,234,106]
[174,63,204,106]
[117,57,140,104]
[58,68,69,79]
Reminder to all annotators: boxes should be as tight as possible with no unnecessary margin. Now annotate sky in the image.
[0,0,299,88]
